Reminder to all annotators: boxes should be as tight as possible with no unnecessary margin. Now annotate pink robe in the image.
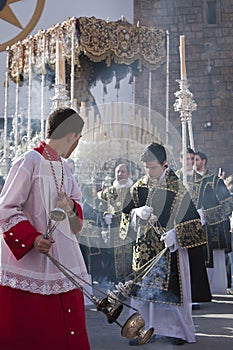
[0,142,90,350]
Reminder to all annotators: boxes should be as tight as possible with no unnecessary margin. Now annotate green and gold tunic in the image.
[120,168,209,305]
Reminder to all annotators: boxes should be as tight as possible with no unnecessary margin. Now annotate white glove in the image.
[103,213,113,225]
[134,206,153,220]
[160,228,178,252]
[197,208,206,226]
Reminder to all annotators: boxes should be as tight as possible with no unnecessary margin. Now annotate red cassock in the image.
[0,286,90,350]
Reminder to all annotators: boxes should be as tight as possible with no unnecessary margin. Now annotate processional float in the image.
[1,16,170,345]
[1,16,168,179]
[1,15,197,343]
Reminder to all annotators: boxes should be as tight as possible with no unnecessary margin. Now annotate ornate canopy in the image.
[1,17,173,179]
[7,16,166,90]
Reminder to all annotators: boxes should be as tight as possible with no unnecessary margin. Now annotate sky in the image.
[0,0,134,117]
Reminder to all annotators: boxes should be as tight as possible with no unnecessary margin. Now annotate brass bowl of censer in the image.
[121,312,154,345]
[93,296,124,324]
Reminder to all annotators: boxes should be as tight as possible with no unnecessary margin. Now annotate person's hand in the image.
[160,228,177,252]
[56,191,74,214]
[103,212,113,225]
[134,206,153,220]
[34,235,55,254]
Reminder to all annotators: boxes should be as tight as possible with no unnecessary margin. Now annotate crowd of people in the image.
[0,107,232,349]
[176,148,233,296]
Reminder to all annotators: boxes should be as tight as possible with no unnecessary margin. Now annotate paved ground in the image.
[85,293,233,350]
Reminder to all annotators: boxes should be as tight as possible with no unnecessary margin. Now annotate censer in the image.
[92,289,154,345]
[44,207,155,345]
[44,207,67,239]
[120,312,154,345]
[47,252,155,344]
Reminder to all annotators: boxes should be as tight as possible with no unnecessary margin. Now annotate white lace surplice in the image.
[0,150,88,295]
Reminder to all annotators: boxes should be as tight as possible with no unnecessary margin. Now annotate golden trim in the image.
[204,205,226,225]
[7,16,166,83]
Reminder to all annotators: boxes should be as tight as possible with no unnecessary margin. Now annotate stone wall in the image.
[134,0,233,176]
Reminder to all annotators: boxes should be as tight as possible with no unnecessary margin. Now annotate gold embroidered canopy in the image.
[7,16,166,88]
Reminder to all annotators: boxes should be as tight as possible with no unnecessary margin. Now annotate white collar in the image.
[113,178,133,189]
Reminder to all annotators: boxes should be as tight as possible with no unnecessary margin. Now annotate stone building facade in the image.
[134,0,233,175]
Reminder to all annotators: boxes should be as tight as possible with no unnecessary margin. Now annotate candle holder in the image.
[50,83,70,111]
[173,79,197,187]
[174,79,197,115]
[174,79,197,147]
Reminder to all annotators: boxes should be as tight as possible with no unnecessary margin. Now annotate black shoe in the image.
[166,337,185,345]
[192,303,200,310]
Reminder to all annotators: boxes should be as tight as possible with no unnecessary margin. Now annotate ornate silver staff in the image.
[27,40,32,150]
[40,31,46,141]
[70,17,76,109]
[14,44,20,155]
[174,35,197,187]
[51,29,70,111]
[1,47,9,176]
[101,175,113,245]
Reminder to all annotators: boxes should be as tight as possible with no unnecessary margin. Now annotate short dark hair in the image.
[140,142,166,164]
[46,107,84,139]
[187,148,195,155]
[180,148,195,158]
[195,151,208,164]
